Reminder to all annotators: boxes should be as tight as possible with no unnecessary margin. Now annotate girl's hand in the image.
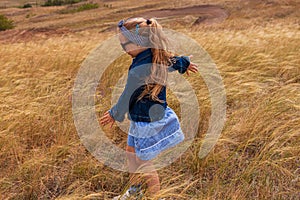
[186,55,198,76]
[99,110,115,128]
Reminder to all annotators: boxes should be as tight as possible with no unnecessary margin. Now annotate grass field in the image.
[0,0,299,199]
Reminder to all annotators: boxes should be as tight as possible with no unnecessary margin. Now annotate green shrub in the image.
[0,15,15,31]
[76,3,98,12]
[43,0,63,6]
[43,0,84,7]
[58,3,99,14]
[23,3,32,8]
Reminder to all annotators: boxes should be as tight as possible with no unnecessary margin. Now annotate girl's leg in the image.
[135,157,160,198]
[126,145,137,172]
[125,145,143,185]
[126,145,161,197]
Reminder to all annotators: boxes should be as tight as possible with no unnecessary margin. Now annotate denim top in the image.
[109,48,190,122]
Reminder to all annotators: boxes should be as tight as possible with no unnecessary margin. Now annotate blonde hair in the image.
[118,17,176,103]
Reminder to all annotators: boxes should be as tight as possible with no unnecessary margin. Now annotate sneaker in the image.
[112,184,143,200]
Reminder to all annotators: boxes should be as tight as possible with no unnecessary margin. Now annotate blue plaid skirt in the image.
[127,106,185,160]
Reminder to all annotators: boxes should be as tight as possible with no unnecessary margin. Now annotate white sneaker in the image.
[112,190,131,200]
[112,184,143,200]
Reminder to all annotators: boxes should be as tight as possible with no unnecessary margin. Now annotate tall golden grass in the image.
[0,0,299,199]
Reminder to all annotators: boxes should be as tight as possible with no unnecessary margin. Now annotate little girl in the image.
[100,17,198,200]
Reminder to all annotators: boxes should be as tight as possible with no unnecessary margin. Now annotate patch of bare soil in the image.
[139,5,228,25]
[0,27,72,43]
[102,4,228,32]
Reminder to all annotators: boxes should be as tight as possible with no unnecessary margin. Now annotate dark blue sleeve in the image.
[168,55,190,74]
[108,70,141,122]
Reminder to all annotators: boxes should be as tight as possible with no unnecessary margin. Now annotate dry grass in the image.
[0,0,299,199]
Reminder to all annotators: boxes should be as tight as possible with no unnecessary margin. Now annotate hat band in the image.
[118,19,150,47]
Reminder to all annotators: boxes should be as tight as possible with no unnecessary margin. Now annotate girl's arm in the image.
[107,68,143,122]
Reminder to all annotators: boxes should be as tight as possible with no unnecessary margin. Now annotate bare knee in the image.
[126,145,135,153]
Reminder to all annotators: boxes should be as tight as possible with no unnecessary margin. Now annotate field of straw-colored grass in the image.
[0,0,299,199]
